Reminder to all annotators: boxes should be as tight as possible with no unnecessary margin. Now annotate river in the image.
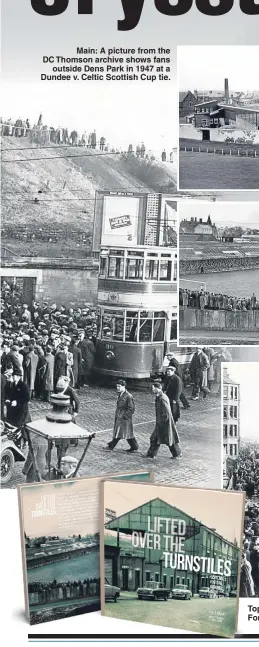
[179,268,259,298]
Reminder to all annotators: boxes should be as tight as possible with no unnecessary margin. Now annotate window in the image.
[126,257,143,280]
[229,425,233,437]
[202,120,208,127]
[145,571,151,582]
[223,425,227,438]
[153,312,165,342]
[230,387,234,399]
[223,406,227,419]
[181,577,185,585]
[99,256,108,277]
[163,575,167,587]
[233,425,237,437]
[234,406,237,418]
[125,311,138,342]
[159,259,172,281]
[235,387,238,399]
[176,576,180,585]
[108,255,124,279]
[230,444,233,456]
[145,258,159,280]
[170,318,177,341]
[155,572,160,583]
[230,406,233,418]
[170,576,174,589]
[139,311,153,342]
[223,385,228,398]
[223,444,227,455]
[101,310,124,341]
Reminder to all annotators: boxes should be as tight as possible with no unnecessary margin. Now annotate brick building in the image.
[179,91,197,119]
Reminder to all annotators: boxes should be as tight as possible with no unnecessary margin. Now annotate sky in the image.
[224,362,259,442]
[103,481,244,545]
[1,80,177,151]
[178,46,259,93]
[179,202,259,227]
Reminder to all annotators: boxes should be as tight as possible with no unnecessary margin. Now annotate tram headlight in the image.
[105,351,115,360]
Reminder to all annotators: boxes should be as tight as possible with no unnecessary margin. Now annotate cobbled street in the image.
[3,384,221,490]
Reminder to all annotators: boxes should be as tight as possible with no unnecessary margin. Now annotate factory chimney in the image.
[224,78,230,104]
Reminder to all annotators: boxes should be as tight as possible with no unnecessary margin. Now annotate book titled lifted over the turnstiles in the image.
[17,471,153,625]
[100,481,245,638]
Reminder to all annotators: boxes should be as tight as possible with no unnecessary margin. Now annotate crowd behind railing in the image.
[28,577,100,605]
[179,288,258,311]
[1,114,173,162]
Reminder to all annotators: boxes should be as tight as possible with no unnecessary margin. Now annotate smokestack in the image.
[224,78,229,103]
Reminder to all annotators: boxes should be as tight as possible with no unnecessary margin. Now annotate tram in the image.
[94,244,178,379]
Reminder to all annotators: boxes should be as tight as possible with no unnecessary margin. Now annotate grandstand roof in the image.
[179,240,259,261]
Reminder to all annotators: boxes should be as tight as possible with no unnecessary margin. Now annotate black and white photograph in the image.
[178,46,259,191]
[1,81,177,207]
[222,363,259,599]
[1,184,224,493]
[179,202,259,346]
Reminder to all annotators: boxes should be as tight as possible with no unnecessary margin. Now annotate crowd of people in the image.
[226,444,259,598]
[1,280,230,482]
[179,288,258,312]
[1,280,97,413]
[28,577,100,605]
[1,114,173,163]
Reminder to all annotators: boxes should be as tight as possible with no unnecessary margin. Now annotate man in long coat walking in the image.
[163,366,182,423]
[146,380,181,459]
[189,347,210,400]
[105,379,138,452]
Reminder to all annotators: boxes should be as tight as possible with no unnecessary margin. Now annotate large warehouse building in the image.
[104,498,240,596]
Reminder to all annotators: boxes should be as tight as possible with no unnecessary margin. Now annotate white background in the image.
[0,489,258,642]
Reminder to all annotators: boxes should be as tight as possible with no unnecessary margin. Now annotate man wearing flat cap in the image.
[105,379,138,452]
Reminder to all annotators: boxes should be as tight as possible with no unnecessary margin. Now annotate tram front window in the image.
[139,311,153,342]
[126,258,144,280]
[101,310,124,341]
[153,312,166,342]
[125,311,138,342]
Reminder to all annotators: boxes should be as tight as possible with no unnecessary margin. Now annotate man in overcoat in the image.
[189,347,210,400]
[146,380,181,459]
[163,366,182,423]
[105,379,138,452]
[5,369,31,427]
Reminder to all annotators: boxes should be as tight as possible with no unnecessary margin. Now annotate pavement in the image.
[104,592,237,637]
[2,384,221,490]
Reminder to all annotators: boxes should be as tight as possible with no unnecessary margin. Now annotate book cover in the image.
[17,470,153,625]
[100,480,245,638]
